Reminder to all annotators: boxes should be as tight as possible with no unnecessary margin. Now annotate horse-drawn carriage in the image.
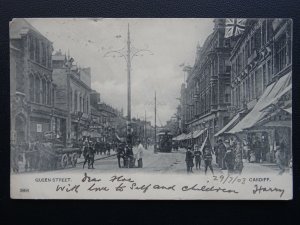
[28,142,81,170]
[20,131,82,171]
[53,144,81,169]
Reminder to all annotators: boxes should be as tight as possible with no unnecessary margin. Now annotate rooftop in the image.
[10,18,49,41]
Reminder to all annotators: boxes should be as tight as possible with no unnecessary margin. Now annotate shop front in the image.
[29,116,51,142]
[227,71,292,164]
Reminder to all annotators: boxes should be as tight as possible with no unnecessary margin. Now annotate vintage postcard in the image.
[10,18,292,199]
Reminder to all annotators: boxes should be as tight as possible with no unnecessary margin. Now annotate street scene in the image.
[10,18,292,176]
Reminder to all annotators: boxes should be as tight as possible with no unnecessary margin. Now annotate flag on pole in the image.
[200,136,208,152]
[225,18,246,38]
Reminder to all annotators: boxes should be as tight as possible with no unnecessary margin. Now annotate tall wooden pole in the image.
[154,91,157,153]
[144,110,147,149]
[127,24,132,145]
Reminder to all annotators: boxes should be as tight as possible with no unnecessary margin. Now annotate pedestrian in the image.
[82,140,92,169]
[106,142,111,155]
[234,142,243,174]
[253,136,262,163]
[136,140,144,168]
[224,142,235,175]
[124,144,134,168]
[261,135,268,162]
[117,143,125,168]
[95,138,100,155]
[203,145,214,175]
[194,144,202,170]
[223,139,231,169]
[275,145,285,175]
[216,138,226,169]
[242,138,251,162]
[88,140,95,169]
[185,146,194,173]
[11,143,19,173]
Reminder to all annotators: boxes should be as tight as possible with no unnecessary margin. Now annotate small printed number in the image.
[20,188,29,192]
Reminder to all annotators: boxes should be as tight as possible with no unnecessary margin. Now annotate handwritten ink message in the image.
[46,173,281,198]
[13,172,291,199]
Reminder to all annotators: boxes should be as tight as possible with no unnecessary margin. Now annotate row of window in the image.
[231,20,292,110]
[29,35,52,68]
[70,90,89,113]
[92,116,109,124]
[186,83,231,121]
[29,74,54,105]
[232,20,292,79]
[232,19,274,79]
[232,59,273,108]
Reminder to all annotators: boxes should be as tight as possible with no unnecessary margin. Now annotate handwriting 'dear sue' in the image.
[81,172,101,183]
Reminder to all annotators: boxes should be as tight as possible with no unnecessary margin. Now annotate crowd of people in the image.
[183,136,261,175]
[116,140,144,169]
[184,135,290,176]
[185,144,214,175]
[80,137,145,170]
[214,138,243,175]
[11,134,146,172]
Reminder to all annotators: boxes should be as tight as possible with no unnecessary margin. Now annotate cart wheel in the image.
[71,153,78,167]
[61,154,68,168]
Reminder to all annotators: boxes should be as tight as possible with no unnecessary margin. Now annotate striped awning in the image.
[228,72,291,133]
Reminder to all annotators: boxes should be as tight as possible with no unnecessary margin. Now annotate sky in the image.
[27,18,214,126]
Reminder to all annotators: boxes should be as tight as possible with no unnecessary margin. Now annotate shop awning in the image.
[227,72,292,134]
[173,129,207,141]
[184,128,207,140]
[283,106,292,114]
[214,111,246,137]
[193,128,207,138]
[185,132,193,140]
[259,120,291,128]
[260,84,292,112]
[172,133,186,141]
[172,134,179,141]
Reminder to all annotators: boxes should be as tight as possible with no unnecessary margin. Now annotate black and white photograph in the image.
[9,18,293,199]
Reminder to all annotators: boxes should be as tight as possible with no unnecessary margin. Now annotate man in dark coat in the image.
[224,143,235,175]
[275,144,285,175]
[117,143,125,168]
[124,144,134,168]
[203,145,214,175]
[194,144,202,170]
[216,138,226,169]
[88,141,95,169]
[253,136,262,163]
[185,146,194,173]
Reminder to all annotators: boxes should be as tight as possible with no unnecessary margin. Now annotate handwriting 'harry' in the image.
[252,185,285,198]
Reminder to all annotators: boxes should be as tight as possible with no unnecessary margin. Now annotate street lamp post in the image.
[66,56,74,147]
[127,25,131,125]
[154,91,157,153]
[76,111,83,141]
[104,24,153,146]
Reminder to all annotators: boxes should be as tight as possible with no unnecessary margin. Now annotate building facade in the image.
[52,50,92,144]
[90,89,122,142]
[182,19,235,146]
[10,18,58,145]
[230,19,292,113]
[227,19,292,163]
